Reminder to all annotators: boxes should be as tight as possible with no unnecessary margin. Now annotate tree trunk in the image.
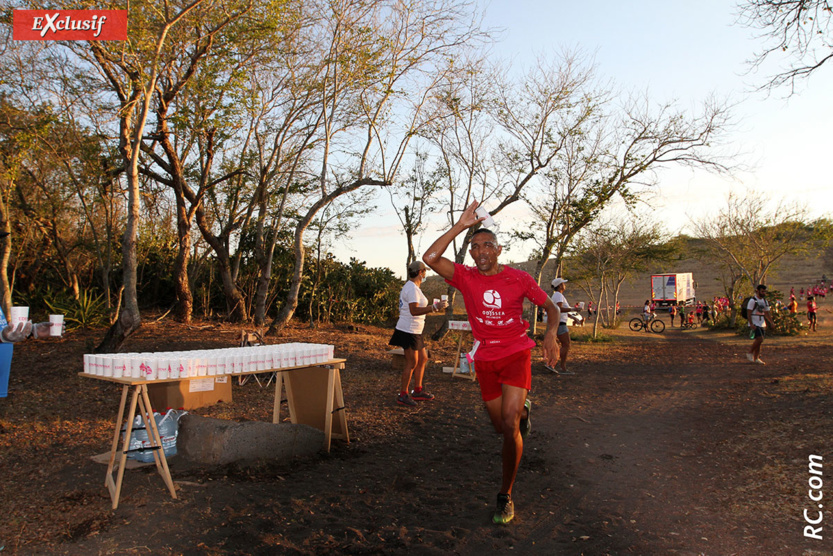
[97,159,142,353]
[267,178,388,335]
[253,239,277,326]
[0,233,11,319]
[172,214,193,324]
[194,205,248,322]
[267,224,305,335]
[591,283,604,339]
[530,256,551,335]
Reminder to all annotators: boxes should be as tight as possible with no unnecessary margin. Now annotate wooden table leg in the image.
[451,332,465,379]
[139,385,177,499]
[105,385,129,481]
[283,370,298,424]
[106,385,140,510]
[323,367,336,453]
[272,370,284,424]
[332,368,349,444]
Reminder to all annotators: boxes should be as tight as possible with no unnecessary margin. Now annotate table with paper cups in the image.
[79,343,348,509]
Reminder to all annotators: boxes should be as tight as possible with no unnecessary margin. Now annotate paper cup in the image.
[10,306,28,326]
[113,357,128,378]
[89,355,100,376]
[157,358,169,380]
[130,358,142,378]
[474,206,496,229]
[139,358,156,380]
[48,314,63,336]
[196,357,207,377]
[441,295,448,302]
[101,356,114,377]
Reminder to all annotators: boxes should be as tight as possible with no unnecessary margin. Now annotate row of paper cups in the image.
[82,343,336,380]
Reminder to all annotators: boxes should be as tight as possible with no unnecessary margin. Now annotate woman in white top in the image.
[389,260,448,406]
[549,278,574,374]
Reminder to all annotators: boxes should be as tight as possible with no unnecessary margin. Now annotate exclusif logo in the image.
[13,10,128,41]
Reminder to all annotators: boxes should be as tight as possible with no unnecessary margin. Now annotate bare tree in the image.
[691,192,832,322]
[267,0,485,334]
[137,0,275,324]
[739,0,833,91]
[425,52,596,339]
[386,149,444,269]
[307,189,376,326]
[69,0,255,351]
[571,218,674,337]
[522,92,732,332]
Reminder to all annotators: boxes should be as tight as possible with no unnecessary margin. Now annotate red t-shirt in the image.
[808,300,817,313]
[446,263,549,361]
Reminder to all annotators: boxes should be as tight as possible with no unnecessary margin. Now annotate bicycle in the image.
[681,320,698,330]
[628,317,666,333]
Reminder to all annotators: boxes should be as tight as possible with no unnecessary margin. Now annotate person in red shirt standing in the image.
[423,201,560,525]
[807,295,818,332]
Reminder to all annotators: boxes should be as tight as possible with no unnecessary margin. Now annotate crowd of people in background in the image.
[522,275,832,343]
[563,278,829,333]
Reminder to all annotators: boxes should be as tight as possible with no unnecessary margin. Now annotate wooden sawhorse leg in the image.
[273,366,350,453]
[451,332,476,381]
[104,384,177,510]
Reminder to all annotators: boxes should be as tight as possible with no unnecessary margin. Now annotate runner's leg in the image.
[484,384,527,496]
[412,347,428,390]
[558,332,571,372]
[400,347,417,393]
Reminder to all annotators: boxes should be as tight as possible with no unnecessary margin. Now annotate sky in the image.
[331,0,833,278]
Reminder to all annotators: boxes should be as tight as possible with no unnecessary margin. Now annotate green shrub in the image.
[44,288,108,329]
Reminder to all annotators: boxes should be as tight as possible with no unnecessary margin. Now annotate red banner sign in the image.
[13,10,127,41]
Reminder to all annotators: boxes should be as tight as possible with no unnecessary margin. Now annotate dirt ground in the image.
[1,311,832,555]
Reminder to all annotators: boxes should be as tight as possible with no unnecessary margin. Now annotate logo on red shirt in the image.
[13,10,128,41]
[482,289,502,309]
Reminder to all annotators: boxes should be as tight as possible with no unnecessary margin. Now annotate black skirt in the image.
[388,328,425,351]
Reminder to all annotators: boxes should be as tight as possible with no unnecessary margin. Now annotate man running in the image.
[746,284,774,364]
[423,201,560,525]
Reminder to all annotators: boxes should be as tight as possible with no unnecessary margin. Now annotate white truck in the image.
[651,273,695,307]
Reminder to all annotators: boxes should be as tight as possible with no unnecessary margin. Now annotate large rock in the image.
[177,414,324,465]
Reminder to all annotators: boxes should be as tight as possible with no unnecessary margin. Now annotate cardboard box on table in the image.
[147,376,232,410]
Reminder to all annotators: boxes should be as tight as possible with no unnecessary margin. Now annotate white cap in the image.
[551,278,568,288]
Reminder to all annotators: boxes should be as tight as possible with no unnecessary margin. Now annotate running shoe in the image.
[544,364,559,374]
[519,398,532,438]
[755,358,766,365]
[397,393,417,407]
[492,493,515,525]
[411,389,435,401]
[559,369,575,375]
[746,353,755,362]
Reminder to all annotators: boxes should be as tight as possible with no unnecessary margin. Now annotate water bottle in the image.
[125,412,157,463]
[156,409,179,458]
